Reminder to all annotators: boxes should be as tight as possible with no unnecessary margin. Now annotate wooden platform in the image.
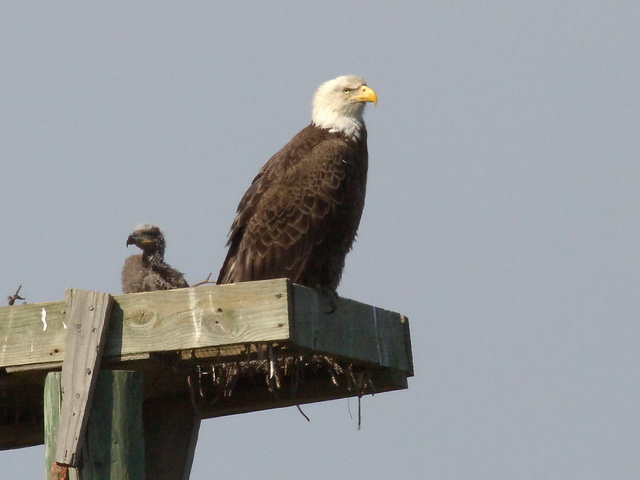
[0,279,413,450]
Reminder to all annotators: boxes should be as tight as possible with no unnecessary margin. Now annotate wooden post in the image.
[45,370,145,479]
[44,372,66,479]
[143,398,201,480]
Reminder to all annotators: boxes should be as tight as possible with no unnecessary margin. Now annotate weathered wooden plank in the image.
[44,372,63,479]
[45,371,145,480]
[291,286,414,375]
[110,279,290,358]
[0,280,291,371]
[0,281,412,375]
[1,280,414,452]
[0,300,68,368]
[55,289,114,467]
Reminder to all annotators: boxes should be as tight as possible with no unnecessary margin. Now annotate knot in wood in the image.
[200,310,239,337]
[128,309,155,326]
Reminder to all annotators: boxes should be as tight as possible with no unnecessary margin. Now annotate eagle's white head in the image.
[311,75,377,140]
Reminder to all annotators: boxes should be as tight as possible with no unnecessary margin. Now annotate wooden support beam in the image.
[143,398,200,480]
[1,280,413,451]
[55,290,114,467]
[1,280,291,370]
[44,372,64,479]
[45,371,145,480]
[0,280,410,373]
[291,286,414,374]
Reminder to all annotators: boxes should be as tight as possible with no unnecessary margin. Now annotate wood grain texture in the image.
[81,370,145,480]
[2,280,414,451]
[0,280,412,374]
[44,372,63,479]
[109,279,291,358]
[56,289,114,467]
[0,280,291,371]
[0,299,68,368]
[291,285,414,374]
[45,371,145,480]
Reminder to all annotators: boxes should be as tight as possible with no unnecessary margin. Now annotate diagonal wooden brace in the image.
[54,289,114,467]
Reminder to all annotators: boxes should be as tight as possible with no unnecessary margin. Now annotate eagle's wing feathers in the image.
[218,137,354,285]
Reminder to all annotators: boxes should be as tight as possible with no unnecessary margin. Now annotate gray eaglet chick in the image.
[217,75,377,306]
[121,223,188,293]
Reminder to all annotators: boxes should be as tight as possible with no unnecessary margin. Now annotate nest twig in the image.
[7,285,25,306]
[190,273,216,288]
[185,346,376,426]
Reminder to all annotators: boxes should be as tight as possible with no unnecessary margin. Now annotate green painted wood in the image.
[44,372,62,479]
[83,370,145,479]
[45,370,145,480]
[291,285,414,374]
[143,397,200,480]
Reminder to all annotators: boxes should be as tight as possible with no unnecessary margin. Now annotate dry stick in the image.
[296,404,311,423]
[293,356,311,422]
[7,285,25,306]
[190,273,216,288]
[186,374,202,415]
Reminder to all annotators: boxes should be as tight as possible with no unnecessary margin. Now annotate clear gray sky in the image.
[2,2,640,479]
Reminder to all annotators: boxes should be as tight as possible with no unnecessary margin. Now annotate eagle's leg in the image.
[320,286,339,314]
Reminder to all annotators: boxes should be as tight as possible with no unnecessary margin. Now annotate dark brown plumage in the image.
[217,75,377,298]
[121,223,188,293]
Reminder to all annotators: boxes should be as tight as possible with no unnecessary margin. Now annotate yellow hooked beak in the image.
[126,235,154,247]
[351,85,377,106]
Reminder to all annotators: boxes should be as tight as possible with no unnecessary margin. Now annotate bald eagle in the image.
[217,75,377,302]
[121,223,189,293]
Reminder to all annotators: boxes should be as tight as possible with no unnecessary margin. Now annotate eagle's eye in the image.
[343,87,352,93]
